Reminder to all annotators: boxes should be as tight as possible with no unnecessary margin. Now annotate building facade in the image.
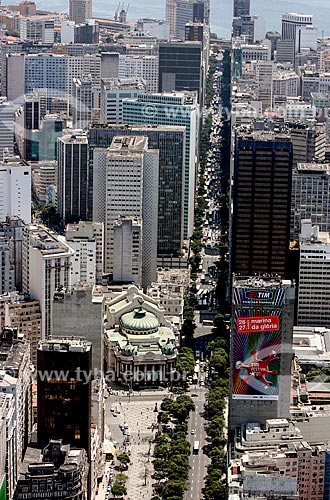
[57,132,89,222]
[122,92,198,239]
[229,276,295,430]
[37,338,92,453]
[231,130,293,277]
[297,220,330,327]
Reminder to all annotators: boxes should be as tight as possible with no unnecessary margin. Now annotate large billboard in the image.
[232,287,284,400]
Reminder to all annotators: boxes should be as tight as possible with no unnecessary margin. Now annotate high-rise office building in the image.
[256,61,274,111]
[57,131,89,222]
[37,337,92,453]
[22,224,74,337]
[233,0,250,18]
[113,216,142,284]
[0,216,25,291]
[122,92,198,238]
[88,124,186,255]
[100,77,146,124]
[39,115,64,161]
[291,163,330,240]
[72,76,93,130]
[19,17,55,43]
[281,13,317,61]
[288,122,326,166]
[231,130,293,277]
[64,221,104,285]
[0,157,31,224]
[119,55,159,92]
[229,276,295,430]
[166,0,208,39]
[297,220,330,327]
[0,97,14,159]
[69,0,92,24]
[0,238,14,294]
[104,136,159,288]
[159,41,203,102]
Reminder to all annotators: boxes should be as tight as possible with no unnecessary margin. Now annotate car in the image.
[191,429,195,434]
[191,393,198,397]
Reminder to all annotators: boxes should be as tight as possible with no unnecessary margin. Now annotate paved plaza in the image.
[105,391,166,499]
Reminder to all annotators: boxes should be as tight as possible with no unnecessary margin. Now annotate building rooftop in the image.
[59,131,88,144]
[38,337,92,353]
[27,224,74,257]
[233,275,287,288]
[0,327,28,377]
[101,77,146,90]
[295,162,330,175]
[109,135,148,152]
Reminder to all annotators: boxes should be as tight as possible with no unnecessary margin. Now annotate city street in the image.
[185,385,209,500]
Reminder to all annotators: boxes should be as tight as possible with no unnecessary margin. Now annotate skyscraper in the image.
[159,41,203,102]
[231,130,293,277]
[72,76,93,130]
[233,0,250,18]
[122,92,198,238]
[0,157,31,224]
[88,124,186,255]
[22,224,74,337]
[104,136,159,288]
[37,337,92,453]
[297,220,330,327]
[69,0,92,24]
[57,131,88,222]
[229,275,295,430]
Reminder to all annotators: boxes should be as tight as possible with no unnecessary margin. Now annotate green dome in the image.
[120,307,159,334]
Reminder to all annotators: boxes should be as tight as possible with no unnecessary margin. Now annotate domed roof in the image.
[120,307,159,334]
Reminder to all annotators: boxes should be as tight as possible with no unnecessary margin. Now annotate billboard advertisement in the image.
[232,287,283,400]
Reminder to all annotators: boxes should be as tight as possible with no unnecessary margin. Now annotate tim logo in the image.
[246,291,273,300]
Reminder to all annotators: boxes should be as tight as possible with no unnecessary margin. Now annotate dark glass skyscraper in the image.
[231,131,293,277]
[37,338,92,455]
[57,131,88,222]
[233,0,250,17]
[159,41,202,102]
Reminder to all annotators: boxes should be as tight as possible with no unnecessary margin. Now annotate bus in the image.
[193,441,200,454]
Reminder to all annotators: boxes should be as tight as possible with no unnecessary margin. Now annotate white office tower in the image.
[69,0,92,24]
[118,55,159,92]
[0,98,14,158]
[256,61,274,111]
[0,157,31,223]
[297,220,330,327]
[64,221,104,284]
[61,20,75,43]
[72,75,93,129]
[113,217,142,284]
[282,13,317,55]
[22,224,74,337]
[100,78,146,125]
[0,238,14,293]
[19,17,55,43]
[105,136,159,289]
